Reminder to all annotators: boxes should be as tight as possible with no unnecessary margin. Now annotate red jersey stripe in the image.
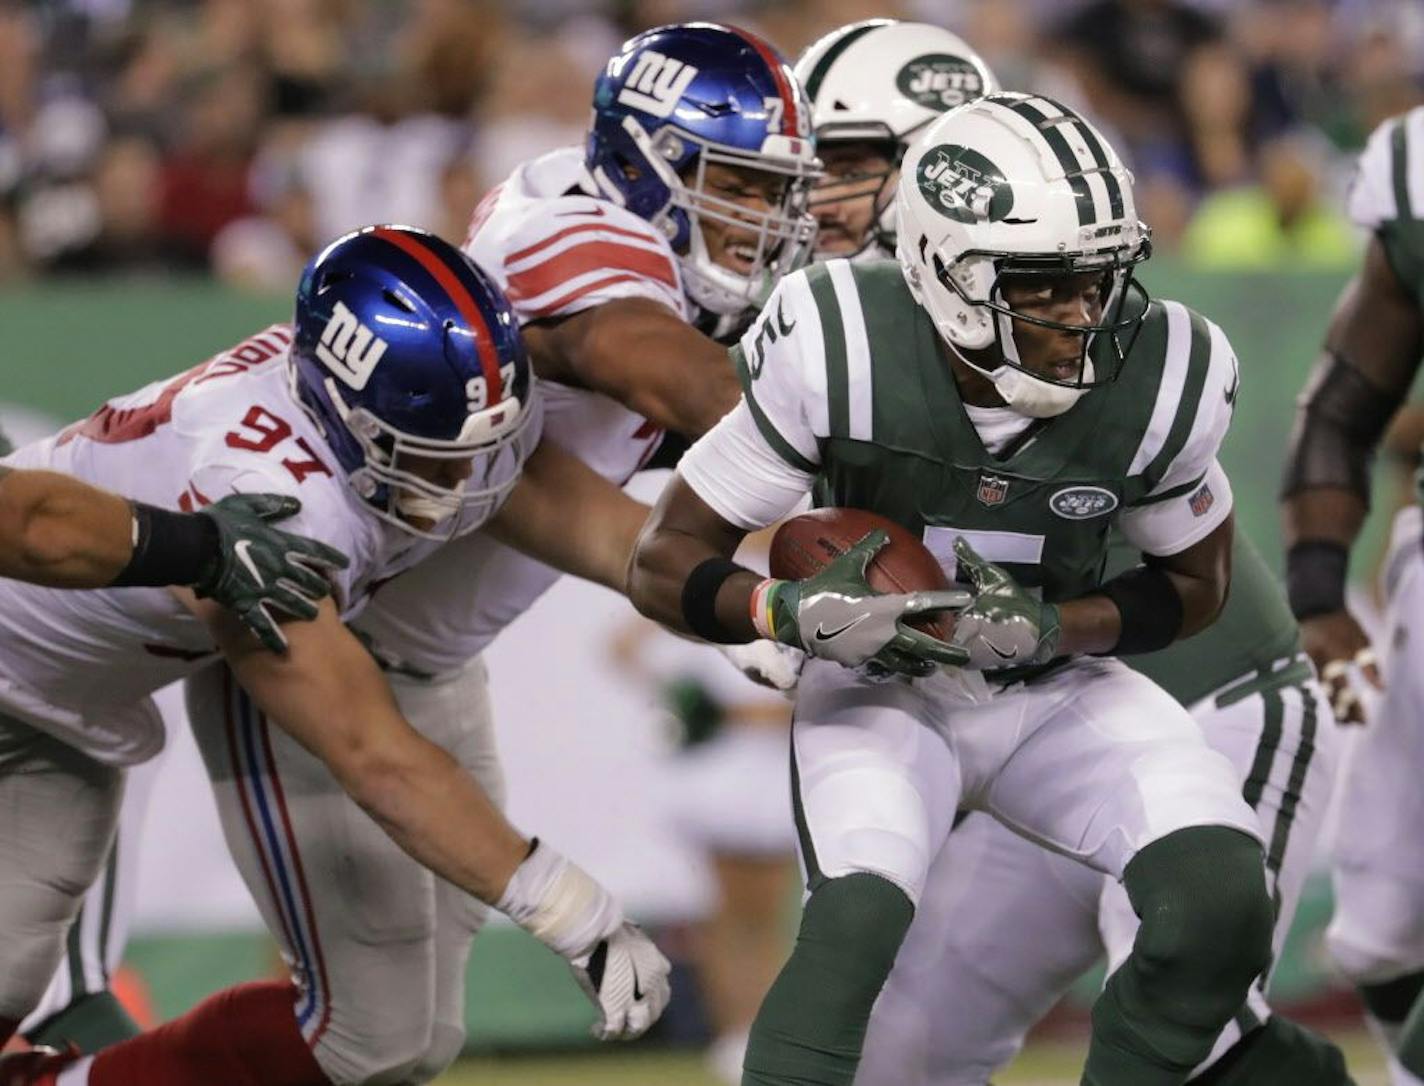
[372,227,503,404]
[506,240,678,302]
[524,272,656,318]
[506,219,665,268]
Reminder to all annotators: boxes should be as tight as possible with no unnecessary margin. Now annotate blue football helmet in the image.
[290,224,535,539]
[587,23,820,318]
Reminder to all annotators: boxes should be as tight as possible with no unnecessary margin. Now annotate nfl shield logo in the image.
[1189,482,1215,517]
[976,474,1010,506]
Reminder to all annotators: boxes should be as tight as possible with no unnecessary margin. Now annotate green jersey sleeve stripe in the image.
[829,261,874,440]
[1132,472,1205,507]
[1392,117,1413,221]
[1145,308,1211,484]
[808,268,852,441]
[803,21,880,103]
[733,345,820,475]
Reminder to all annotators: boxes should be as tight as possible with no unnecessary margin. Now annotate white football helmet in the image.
[896,93,1151,418]
[795,19,999,257]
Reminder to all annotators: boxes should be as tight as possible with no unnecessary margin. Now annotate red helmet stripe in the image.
[371,227,504,404]
[730,26,801,135]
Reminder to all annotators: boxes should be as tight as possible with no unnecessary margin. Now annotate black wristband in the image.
[681,557,748,644]
[1099,565,1185,655]
[110,503,219,588]
[1284,540,1348,620]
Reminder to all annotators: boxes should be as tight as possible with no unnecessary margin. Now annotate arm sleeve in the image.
[677,399,815,531]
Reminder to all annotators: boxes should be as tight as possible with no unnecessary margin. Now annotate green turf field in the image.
[444,1031,1391,1084]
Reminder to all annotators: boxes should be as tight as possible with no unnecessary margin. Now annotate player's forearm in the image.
[0,468,136,586]
[615,359,742,440]
[1056,595,1122,656]
[628,522,761,640]
[342,735,528,904]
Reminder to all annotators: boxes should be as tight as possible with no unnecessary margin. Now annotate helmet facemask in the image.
[808,120,929,259]
[926,239,1151,418]
[626,117,819,316]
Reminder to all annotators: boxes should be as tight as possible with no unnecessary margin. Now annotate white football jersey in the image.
[0,327,530,764]
[351,147,684,676]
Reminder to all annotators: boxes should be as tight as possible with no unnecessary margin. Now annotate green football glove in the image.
[950,537,1061,670]
[193,493,350,654]
[753,530,971,678]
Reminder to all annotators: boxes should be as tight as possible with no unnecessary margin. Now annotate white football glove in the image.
[496,839,671,1041]
[718,639,804,693]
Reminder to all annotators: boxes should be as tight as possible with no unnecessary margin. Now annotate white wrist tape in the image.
[496,840,623,960]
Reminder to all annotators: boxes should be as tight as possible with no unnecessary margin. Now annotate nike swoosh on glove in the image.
[496,839,672,1041]
[570,921,673,1041]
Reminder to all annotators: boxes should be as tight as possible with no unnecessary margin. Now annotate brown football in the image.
[768,508,957,642]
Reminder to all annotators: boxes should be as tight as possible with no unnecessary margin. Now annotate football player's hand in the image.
[193,494,350,654]
[569,921,672,1041]
[497,840,671,1041]
[756,530,970,677]
[718,640,804,692]
[950,538,1061,670]
[1300,608,1380,724]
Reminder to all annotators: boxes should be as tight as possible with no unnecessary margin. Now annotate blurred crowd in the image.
[0,0,1420,286]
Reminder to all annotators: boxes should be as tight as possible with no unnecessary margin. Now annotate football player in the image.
[1281,105,1424,1085]
[0,463,343,651]
[796,19,1347,1084]
[0,225,671,1086]
[629,94,1278,1086]
[8,24,819,1086]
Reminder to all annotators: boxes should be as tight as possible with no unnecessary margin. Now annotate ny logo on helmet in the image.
[896,55,985,112]
[618,50,700,119]
[317,301,388,391]
[917,144,1013,224]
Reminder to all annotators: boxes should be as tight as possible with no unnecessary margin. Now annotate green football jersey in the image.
[1108,530,1300,707]
[732,260,1240,614]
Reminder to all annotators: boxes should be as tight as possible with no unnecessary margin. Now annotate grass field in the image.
[444,1030,1392,1084]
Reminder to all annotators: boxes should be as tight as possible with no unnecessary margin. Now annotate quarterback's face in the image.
[998,271,1109,382]
[696,162,789,277]
[812,143,895,256]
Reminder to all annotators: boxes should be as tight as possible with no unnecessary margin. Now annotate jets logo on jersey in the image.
[976,474,1010,506]
[317,301,388,391]
[617,51,700,119]
[1050,485,1118,520]
[896,55,986,112]
[917,144,1013,224]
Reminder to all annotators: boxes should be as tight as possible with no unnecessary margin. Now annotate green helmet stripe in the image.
[1065,115,1125,221]
[1002,98,1095,226]
[803,21,884,105]
[1392,116,1413,221]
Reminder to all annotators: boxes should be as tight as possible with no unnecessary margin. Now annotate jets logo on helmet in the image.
[291,224,536,540]
[917,145,1012,223]
[896,54,988,113]
[796,20,999,259]
[896,93,1151,419]
[586,23,819,322]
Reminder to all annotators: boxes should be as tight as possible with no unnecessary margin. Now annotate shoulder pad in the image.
[1349,107,1424,230]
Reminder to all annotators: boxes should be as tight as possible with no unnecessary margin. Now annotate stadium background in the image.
[2,0,1423,1081]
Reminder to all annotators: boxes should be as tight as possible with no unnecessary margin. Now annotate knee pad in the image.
[405,1021,466,1084]
[1125,826,1274,1024]
[313,1014,435,1086]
